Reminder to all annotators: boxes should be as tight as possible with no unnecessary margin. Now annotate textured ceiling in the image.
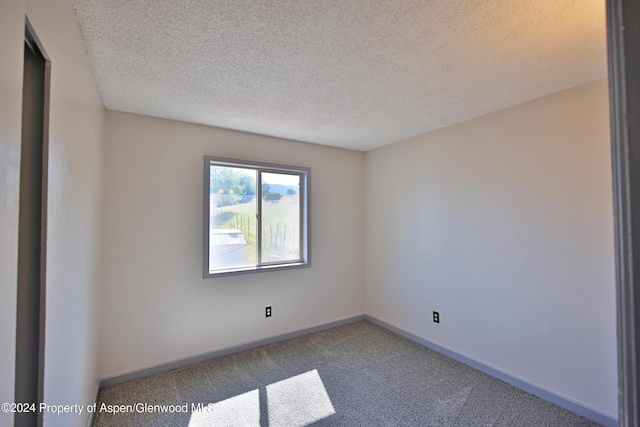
[71,0,607,151]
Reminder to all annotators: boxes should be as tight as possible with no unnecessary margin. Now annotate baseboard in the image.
[364,315,618,427]
[86,379,100,427]
[95,313,617,427]
[98,314,366,388]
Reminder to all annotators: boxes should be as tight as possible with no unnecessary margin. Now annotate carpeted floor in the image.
[93,320,601,426]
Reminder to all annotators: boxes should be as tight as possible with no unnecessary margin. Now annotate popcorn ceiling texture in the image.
[71,0,607,151]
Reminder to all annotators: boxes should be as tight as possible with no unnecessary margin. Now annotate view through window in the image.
[204,157,309,277]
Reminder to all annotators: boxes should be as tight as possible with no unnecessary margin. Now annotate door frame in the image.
[606,1,640,425]
[15,17,50,427]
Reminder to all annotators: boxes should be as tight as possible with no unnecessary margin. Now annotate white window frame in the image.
[203,156,310,278]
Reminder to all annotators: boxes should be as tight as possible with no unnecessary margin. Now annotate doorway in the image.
[607,0,640,425]
[15,20,49,427]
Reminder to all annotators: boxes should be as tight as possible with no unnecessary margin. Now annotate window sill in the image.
[204,262,310,279]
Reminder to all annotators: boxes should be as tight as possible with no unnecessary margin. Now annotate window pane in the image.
[209,166,257,271]
[204,156,309,278]
[261,172,301,263]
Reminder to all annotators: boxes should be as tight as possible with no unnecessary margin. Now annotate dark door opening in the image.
[607,0,640,425]
[15,21,49,427]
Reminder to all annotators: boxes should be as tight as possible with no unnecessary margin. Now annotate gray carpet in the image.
[93,320,601,426]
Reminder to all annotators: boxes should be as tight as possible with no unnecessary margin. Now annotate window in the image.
[204,156,310,277]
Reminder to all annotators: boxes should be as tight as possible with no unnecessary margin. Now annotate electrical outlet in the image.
[266,306,272,317]
[433,311,440,323]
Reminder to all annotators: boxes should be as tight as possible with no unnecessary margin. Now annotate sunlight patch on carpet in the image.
[188,389,259,427]
[267,369,336,426]
[188,369,335,427]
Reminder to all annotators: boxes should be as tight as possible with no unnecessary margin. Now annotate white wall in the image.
[101,111,365,377]
[364,80,617,418]
[1,1,106,426]
[28,1,106,425]
[0,1,26,425]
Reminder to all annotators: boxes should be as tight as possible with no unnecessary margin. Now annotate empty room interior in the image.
[0,0,621,426]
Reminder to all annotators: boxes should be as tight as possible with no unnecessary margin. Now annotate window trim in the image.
[203,156,310,278]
